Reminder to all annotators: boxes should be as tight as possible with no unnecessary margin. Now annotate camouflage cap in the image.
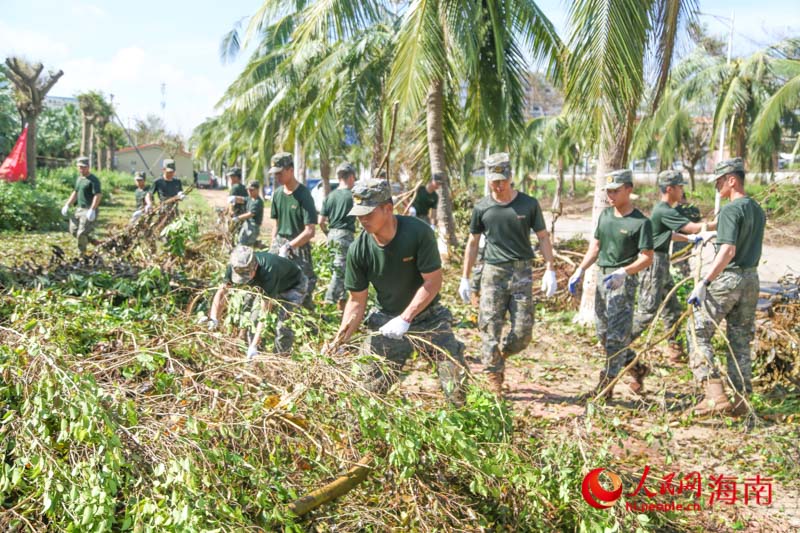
[602,169,633,190]
[163,159,176,171]
[76,156,90,167]
[710,157,745,182]
[348,179,392,216]
[246,180,260,190]
[134,171,146,180]
[484,152,511,181]
[657,170,685,187]
[336,162,356,177]
[268,152,293,174]
[432,172,445,183]
[226,167,242,178]
[229,245,257,284]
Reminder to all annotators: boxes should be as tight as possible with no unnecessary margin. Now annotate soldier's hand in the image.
[177,192,187,201]
[207,317,219,331]
[379,316,411,339]
[227,195,237,205]
[86,208,97,222]
[246,345,258,360]
[458,277,471,303]
[61,204,70,217]
[542,269,558,297]
[568,267,584,295]
[602,268,628,290]
[409,206,417,217]
[688,282,708,308]
[278,243,293,258]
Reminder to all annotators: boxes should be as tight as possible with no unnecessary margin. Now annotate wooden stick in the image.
[288,455,373,517]
[373,102,399,181]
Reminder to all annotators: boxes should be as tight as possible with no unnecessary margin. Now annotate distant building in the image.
[44,96,79,110]
[115,143,193,178]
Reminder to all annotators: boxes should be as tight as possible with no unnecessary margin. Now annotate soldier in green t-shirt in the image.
[231,181,264,247]
[568,169,654,399]
[404,175,441,226]
[130,171,153,224]
[328,179,466,404]
[150,159,186,204]
[268,152,318,309]
[319,162,357,310]
[459,152,557,396]
[686,158,765,418]
[672,192,702,278]
[206,245,308,357]
[631,170,717,362]
[226,167,248,217]
[61,156,102,255]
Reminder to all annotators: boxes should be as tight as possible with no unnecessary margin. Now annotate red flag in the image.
[0,124,28,182]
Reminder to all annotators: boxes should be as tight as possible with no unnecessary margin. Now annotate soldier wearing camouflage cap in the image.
[319,162,358,311]
[151,158,186,205]
[569,169,654,399]
[130,171,153,224]
[268,152,318,309]
[207,245,308,357]
[230,181,264,247]
[328,179,467,404]
[226,167,248,218]
[685,158,765,417]
[405,172,443,226]
[459,152,557,396]
[630,170,717,363]
[61,156,102,254]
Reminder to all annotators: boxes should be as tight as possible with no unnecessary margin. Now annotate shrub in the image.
[0,181,62,231]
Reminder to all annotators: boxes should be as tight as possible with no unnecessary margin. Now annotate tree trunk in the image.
[426,78,458,248]
[80,117,89,156]
[574,116,632,325]
[87,124,95,168]
[320,154,331,195]
[23,114,37,182]
[551,158,564,235]
[294,138,306,185]
[686,162,696,192]
[570,162,577,197]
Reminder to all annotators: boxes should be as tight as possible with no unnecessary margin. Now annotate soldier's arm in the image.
[577,238,601,271]
[249,298,269,353]
[271,218,279,241]
[462,233,481,278]
[336,289,368,345]
[400,269,442,323]
[318,215,329,234]
[65,191,78,206]
[90,193,102,210]
[535,229,555,270]
[290,224,316,249]
[624,250,654,276]
[678,220,717,234]
[702,244,736,284]
[209,284,229,322]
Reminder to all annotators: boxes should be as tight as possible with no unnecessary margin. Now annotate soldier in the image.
[319,162,357,311]
[458,152,557,395]
[150,159,186,204]
[226,167,248,218]
[631,170,716,362]
[207,245,308,358]
[673,192,702,279]
[330,179,466,404]
[130,171,152,224]
[61,156,102,255]
[686,158,765,417]
[268,152,318,309]
[568,169,654,399]
[231,181,264,246]
[405,175,441,226]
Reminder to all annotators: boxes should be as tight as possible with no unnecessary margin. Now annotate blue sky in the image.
[2,0,798,139]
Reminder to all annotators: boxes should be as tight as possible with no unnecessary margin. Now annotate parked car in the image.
[196,171,217,189]
[308,179,339,213]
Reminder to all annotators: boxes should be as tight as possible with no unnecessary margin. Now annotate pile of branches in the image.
[755,273,800,389]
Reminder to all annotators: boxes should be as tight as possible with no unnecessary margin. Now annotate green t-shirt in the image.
[151,177,183,202]
[134,187,149,210]
[594,207,654,268]
[320,187,356,232]
[469,192,546,264]
[247,197,264,226]
[716,197,765,270]
[224,251,302,298]
[412,185,439,218]
[650,201,692,253]
[231,183,248,216]
[270,184,317,239]
[345,216,441,315]
[74,173,101,208]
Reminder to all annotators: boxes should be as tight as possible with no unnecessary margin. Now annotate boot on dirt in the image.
[688,378,732,417]
[581,372,614,402]
[626,362,650,394]
[665,342,686,364]
[730,391,750,417]
[486,372,504,397]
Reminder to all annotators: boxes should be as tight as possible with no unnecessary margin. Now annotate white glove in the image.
[541,269,557,297]
[409,206,417,217]
[246,345,258,360]
[177,192,187,200]
[227,195,237,204]
[379,316,411,339]
[86,208,96,222]
[698,230,717,243]
[207,318,219,331]
[278,243,292,258]
[61,204,70,217]
[430,224,436,231]
[458,277,471,303]
[688,282,708,308]
[603,268,628,290]
[568,267,584,295]
[144,204,153,214]
[231,215,239,223]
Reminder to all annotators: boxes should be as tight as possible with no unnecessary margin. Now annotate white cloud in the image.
[0,21,70,61]
[68,1,108,20]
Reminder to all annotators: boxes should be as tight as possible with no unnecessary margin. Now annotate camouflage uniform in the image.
[324,228,354,304]
[469,238,486,296]
[269,236,316,309]
[245,273,308,354]
[69,208,98,254]
[596,268,639,377]
[238,220,260,246]
[479,260,534,373]
[632,251,682,343]
[68,157,101,254]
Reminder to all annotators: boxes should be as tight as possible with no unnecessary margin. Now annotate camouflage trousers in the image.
[361,304,466,403]
[687,269,758,394]
[237,219,260,247]
[632,251,682,344]
[242,273,308,354]
[595,267,638,378]
[479,260,534,374]
[270,235,316,310]
[68,207,98,254]
[469,244,486,296]
[324,228,354,304]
